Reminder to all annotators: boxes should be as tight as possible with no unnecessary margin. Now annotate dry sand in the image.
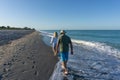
[0,30,58,80]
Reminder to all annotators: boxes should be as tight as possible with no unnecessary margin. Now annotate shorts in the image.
[60,52,69,62]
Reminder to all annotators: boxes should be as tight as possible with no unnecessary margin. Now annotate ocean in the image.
[40,30,120,80]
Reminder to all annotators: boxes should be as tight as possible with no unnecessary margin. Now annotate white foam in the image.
[72,39,120,59]
[40,30,53,38]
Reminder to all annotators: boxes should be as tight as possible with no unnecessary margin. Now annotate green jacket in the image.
[58,34,71,53]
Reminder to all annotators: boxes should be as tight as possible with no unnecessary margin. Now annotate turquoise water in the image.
[40,30,120,80]
[42,30,120,50]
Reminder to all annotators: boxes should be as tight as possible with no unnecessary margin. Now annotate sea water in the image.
[40,30,120,80]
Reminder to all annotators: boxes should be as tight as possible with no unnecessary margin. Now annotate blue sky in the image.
[0,0,120,30]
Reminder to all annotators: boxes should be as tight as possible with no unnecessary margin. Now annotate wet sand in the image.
[0,30,58,80]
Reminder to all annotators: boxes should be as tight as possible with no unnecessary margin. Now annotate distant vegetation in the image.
[0,26,35,30]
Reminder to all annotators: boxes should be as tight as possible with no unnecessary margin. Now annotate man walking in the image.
[56,30,73,75]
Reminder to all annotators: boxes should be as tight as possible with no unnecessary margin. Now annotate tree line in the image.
[0,26,35,30]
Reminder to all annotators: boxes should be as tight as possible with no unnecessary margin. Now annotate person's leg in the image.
[64,61,68,74]
[60,53,65,69]
[64,52,69,74]
[61,61,68,74]
[60,53,69,74]
[60,53,64,68]
[61,61,65,69]
[52,44,56,56]
[52,48,56,55]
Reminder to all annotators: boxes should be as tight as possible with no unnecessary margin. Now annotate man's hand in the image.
[71,50,73,55]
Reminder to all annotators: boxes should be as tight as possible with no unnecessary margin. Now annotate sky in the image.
[0,0,120,30]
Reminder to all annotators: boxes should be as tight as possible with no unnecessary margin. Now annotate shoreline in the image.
[0,30,58,80]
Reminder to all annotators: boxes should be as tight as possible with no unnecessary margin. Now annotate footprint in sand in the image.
[33,61,35,64]
[32,65,35,69]
[3,68,11,73]
[32,65,37,69]
[21,70,28,73]
[34,71,39,76]
[22,61,26,64]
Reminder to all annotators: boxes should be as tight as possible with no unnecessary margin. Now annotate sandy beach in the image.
[0,30,58,80]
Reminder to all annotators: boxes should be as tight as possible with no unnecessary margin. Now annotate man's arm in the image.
[70,40,73,55]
